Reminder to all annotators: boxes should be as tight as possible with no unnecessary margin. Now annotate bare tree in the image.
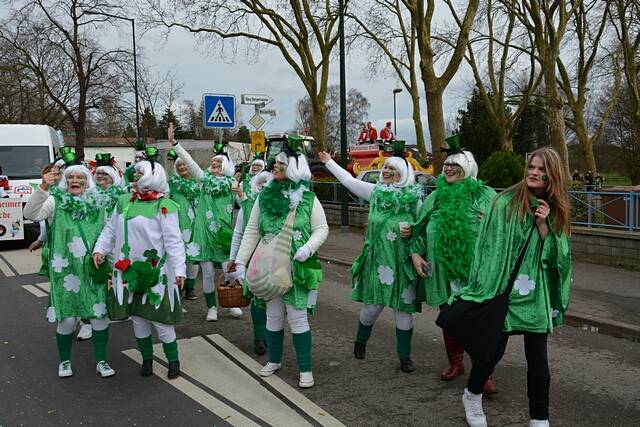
[557,0,620,175]
[402,0,480,171]
[348,0,427,157]
[294,85,370,153]
[505,0,584,175]
[0,0,130,159]
[139,0,347,151]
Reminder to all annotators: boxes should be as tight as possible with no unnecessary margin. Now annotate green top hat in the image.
[145,146,159,160]
[253,151,265,161]
[61,149,80,166]
[284,134,304,156]
[135,139,146,151]
[392,140,406,156]
[95,152,114,167]
[442,134,467,156]
[166,149,178,161]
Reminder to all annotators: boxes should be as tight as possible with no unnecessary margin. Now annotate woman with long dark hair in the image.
[455,147,572,427]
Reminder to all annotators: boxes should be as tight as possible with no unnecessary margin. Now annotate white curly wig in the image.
[250,170,274,194]
[275,152,312,183]
[135,160,168,193]
[211,154,235,177]
[58,164,95,192]
[444,150,478,179]
[382,156,415,187]
[95,165,123,187]
[250,158,266,173]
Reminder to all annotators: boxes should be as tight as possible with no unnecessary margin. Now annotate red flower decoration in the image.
[151,259,159,267]
[114,258,131,272]
[161,207,168,215]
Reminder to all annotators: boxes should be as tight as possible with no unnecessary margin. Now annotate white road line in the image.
[123,349,259,426]
[22,285,47,298]
[0,257,14,277]
[35,282,50,293]
[209,334,345,427]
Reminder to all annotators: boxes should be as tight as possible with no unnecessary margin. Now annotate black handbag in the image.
[435,226,535,365]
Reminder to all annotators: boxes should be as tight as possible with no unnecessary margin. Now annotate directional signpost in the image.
[242,94,276,131]
[203,94,236,129]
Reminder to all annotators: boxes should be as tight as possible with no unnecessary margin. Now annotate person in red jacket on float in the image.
[366,122,378,142]
[357,123,368,144]
[380,121,395,142]
[0,166,10,198]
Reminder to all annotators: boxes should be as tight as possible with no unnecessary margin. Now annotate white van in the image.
[0,124,62,237]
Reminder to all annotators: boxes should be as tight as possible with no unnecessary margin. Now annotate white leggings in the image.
[57,317,108,334]
[359,304,414,331]
[200,261,218,294]
[186,262,199,280]
[266,295,310,334]
[131,315,176,343]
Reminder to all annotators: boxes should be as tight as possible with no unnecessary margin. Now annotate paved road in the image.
[1,241,640,426]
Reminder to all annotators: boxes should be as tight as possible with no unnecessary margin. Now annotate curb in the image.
[319,255,640,343]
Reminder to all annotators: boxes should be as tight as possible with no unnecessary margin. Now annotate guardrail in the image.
[311,181,639,232]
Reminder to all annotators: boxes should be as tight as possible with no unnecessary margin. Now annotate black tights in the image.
[467,332,550,420]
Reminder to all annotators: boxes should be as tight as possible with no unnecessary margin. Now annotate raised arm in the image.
[23,187,54,222]
[322,157,374,201]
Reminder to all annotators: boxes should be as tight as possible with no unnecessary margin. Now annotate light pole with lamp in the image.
[393,88,402,137]
[85,10,141,140]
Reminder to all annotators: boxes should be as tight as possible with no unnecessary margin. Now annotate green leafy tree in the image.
[513,100,550,156]
[140,107,160,139]
[456,89,503,166]
[478,151,525,188]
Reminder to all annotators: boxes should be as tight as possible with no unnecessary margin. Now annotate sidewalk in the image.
[318,228,640,342]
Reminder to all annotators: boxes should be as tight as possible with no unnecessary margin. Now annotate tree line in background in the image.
[1,0,639,183]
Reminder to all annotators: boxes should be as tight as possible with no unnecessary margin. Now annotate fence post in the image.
[587,192,593,228]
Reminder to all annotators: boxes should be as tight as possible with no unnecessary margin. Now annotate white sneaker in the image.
[259,362,282,377]
[96,360,115,378]
[228,307,243,318]
[58,360,73,378]
[206,307,218,321]
[299,371,314,388]
[529,420,550,427]
[76,322,92,340]
[462,388,487,427]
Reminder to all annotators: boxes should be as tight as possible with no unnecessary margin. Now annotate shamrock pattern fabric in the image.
[169,174,200,244]
[47,190,107,322]
[351,184,421,313]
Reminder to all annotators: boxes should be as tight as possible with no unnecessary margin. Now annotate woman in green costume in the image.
[93,152,126,216]
[228,156,270,355]
[455,147,572,427]
[93,152,186,380]
[319,142,422,374]
[409,142,498,393]
[167,148,201,301]
[169,124,243,321]
[23,152,115,379]
[234,136,329,388]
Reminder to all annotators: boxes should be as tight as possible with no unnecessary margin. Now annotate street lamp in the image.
[85,10,141,140]
[338,0,349,228]
[393,88,402,136]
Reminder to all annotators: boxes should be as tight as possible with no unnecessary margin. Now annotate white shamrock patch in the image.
[450,280,461,293]
[209,221,219,232]
[402,284,416,304]
[377,265,394,286]
[51,253,69,273]
[205,210,214,220]
[67,236,86,259]
[514,274,535,296]
[187,208,195,221]
[63,274,81,293]
[181,229,191,242]
[186,242,200,257]
[551,309,559,319]
[46,306,57,323]
[386,231,397,242]
[293,230,303,241]
[93,303,107,318]
[226,204,234,214]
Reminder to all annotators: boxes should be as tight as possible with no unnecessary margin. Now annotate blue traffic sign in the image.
[203,94,236,129]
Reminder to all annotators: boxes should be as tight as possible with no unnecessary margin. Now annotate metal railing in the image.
[311,181,640,232]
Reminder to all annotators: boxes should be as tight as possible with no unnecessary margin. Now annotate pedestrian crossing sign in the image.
[203,94,236,129]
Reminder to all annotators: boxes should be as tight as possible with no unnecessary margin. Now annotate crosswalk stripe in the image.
[35,282,50,293]
[0,256,15,277]
[22,284,47,298]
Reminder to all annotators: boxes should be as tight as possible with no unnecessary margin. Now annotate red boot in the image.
[441,331,465,381]
[483,375,497,395]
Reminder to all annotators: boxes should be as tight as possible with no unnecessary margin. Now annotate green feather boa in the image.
[50,186,101,221]
[371,183,421,214]
[432,175,485,284]
[169,174,200,206]
[201,172,233,197]
[259,179,310,217]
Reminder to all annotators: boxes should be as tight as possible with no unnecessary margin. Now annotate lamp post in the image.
[85,10,141,140]
[338,0,349,229]
[393,88,402,136]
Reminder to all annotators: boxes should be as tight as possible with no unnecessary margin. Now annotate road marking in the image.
[0,255,15,277]
[22,284,47,298]
[35,282,50,293]
[0,250,40,275]
[123,335,343,427]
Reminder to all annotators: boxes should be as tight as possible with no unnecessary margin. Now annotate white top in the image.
[23,186,55,222]
[235,196,329,266]
[229,207,245,261]
[325,159,375,201]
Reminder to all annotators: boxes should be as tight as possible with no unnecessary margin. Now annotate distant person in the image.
[583,170,594,191]
[357,123,368,144]
[0,166,10,198]
[572,169,581,182]
[380,121,395,142]
[594,174,605,189]
[366,121,378,142]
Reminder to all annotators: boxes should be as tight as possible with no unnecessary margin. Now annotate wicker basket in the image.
[216,274,251,308]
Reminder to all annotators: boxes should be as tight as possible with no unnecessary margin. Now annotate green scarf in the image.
[169,174,200,206]
[371,182,421,214]
[432,175,485,284]
[50,186,101,221]
[259,179,310,217]
[95,185,126,213]
[201,172,233,197]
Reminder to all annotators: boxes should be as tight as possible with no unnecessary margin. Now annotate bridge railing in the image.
[311,181,639,232]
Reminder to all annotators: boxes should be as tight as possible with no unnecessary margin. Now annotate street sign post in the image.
[250,131,266,153]
[203,94,236,129]
[241,94,273,105]
[249,113,266,130]
[258,108,278,117]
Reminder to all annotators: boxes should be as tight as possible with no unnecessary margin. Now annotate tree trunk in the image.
[311,100,327,152]
[496,117,513,152]
[542,66,570,176]
[424,88,446,172]
[573,110,597,175]
[410,92,427,158]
